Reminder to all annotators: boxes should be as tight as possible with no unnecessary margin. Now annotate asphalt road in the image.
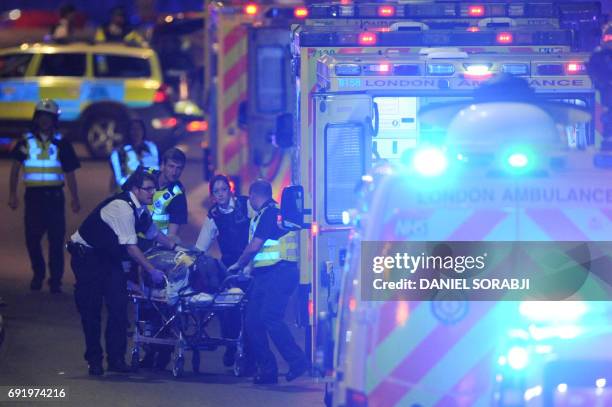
[0,137,323,407]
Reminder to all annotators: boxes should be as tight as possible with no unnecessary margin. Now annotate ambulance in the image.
[203,0,308,195]
[281,0,610,404]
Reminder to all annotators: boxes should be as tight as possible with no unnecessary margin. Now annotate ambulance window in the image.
[255,46,285,113]
[325,123,365,224]
[94,54,151,78]
[372,97,419,162]
[0,53,32,78]
[38,53,86,77]
[552,97,592,148]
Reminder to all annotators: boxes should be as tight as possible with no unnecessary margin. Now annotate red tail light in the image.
[377,5,395,17]
[467,26,480,32]
[604,34,612,43]
[294,7,308,18]
[468,5,485,17]
[308,299,314,318]
[153,85,169,103]
[496,32,513,44]
[186,120,208,132]
[244,3,258,15]
[152,117,177,129]
[358,32,377,46]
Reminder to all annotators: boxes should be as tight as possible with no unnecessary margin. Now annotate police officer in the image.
[150,148,187,240]
[94,6,146,47]
[8,99,81,293]
[138,148,187,369]
[196,174,250,367]
[109,118,159,192]
[68,170,176,376]
[228,180,307,384]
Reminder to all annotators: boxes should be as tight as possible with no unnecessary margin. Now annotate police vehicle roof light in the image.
[565,62,586,75]
[496,32,513,44]
[507,346,529,370]
[358,32,377,46]
[335,64,361,76]
[468,5,485,17]
[294,7,308,19]
[412,147,448,177]
[244,3,258,15]
[427,63,454,76]
[377,5,395,17]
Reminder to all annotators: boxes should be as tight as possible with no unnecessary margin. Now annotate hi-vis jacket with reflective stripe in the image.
[22,133,64,187]
[249,202,298,268]
[110,141,159,187]
[148,182,183,235]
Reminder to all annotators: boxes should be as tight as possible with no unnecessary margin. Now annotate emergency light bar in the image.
[307,2,600,20]
[244,3,258,15]
[299,29,573,47]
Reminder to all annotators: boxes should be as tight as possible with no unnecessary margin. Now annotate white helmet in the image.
[35,99,60,116]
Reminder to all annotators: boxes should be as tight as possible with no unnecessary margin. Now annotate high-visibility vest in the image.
[249,202,298,268]
[148,183,183,235]
[110,141,159,187]
[22,133,64,187]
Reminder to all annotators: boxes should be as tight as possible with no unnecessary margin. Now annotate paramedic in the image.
[228,180,308,384]
[196,174,250,367]
[67,169,177,376]
[8,99,81,293]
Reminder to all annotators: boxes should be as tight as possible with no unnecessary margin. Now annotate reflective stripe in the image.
[23,173,64,182]
[22,133,64,187]
[254,252,281,261]
[148,183,183,234]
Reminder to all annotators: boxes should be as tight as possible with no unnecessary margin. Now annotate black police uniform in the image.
[11,134,80,291]
[208,195,250,267]
[246,200,307,379]
[68,192,151,367]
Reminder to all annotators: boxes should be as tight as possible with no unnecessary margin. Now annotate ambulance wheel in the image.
[192,351,200,374]
[82,106,129,158]
[130,349,139,373]
[173,355,185,378]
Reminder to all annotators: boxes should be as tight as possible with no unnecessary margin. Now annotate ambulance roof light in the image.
[358,32,377,46]
[294,7,308,19]
[244,3,258,15]
[468,5,485,17]
[496,32,513,44]
[377,5,395,17]
[412,147,448,177]
[507,346,529,370]
[464,63,492,79]
[565,62,587,75]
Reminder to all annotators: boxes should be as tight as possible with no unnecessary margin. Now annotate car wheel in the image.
[83,109,128,158]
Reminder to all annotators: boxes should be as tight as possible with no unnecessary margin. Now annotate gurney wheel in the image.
[173,355,185,378]
[192,351,200,374]
[130,349,139,373]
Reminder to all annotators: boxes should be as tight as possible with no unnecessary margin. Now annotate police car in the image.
[0,42,204,157]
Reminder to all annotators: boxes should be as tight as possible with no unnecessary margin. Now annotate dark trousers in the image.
[245,261,306,375]
[70,248,128,365]
[24,187,65,287]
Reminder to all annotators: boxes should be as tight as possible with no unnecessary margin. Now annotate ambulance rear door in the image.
[310,91,373,372]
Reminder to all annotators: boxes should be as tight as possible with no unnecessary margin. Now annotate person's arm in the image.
[65,171,80,213]
[228,237,265,272]
[167,223,181,239]
[154,229,177,249]
[125,244,164,283]
[8,161,21,210]
[195,217,218,252]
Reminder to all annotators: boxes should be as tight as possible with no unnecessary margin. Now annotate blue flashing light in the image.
[508,152,529,168]
[413,147,448,177]
[502,63,529,75]
[427,63,455,76]
[507,346,529,370]
[335,64,361,76]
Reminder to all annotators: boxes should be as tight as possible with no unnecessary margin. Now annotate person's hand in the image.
[71,198,81,213]
[227,263,240,273]
[8,194,18,210]
[149,268,165,285]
